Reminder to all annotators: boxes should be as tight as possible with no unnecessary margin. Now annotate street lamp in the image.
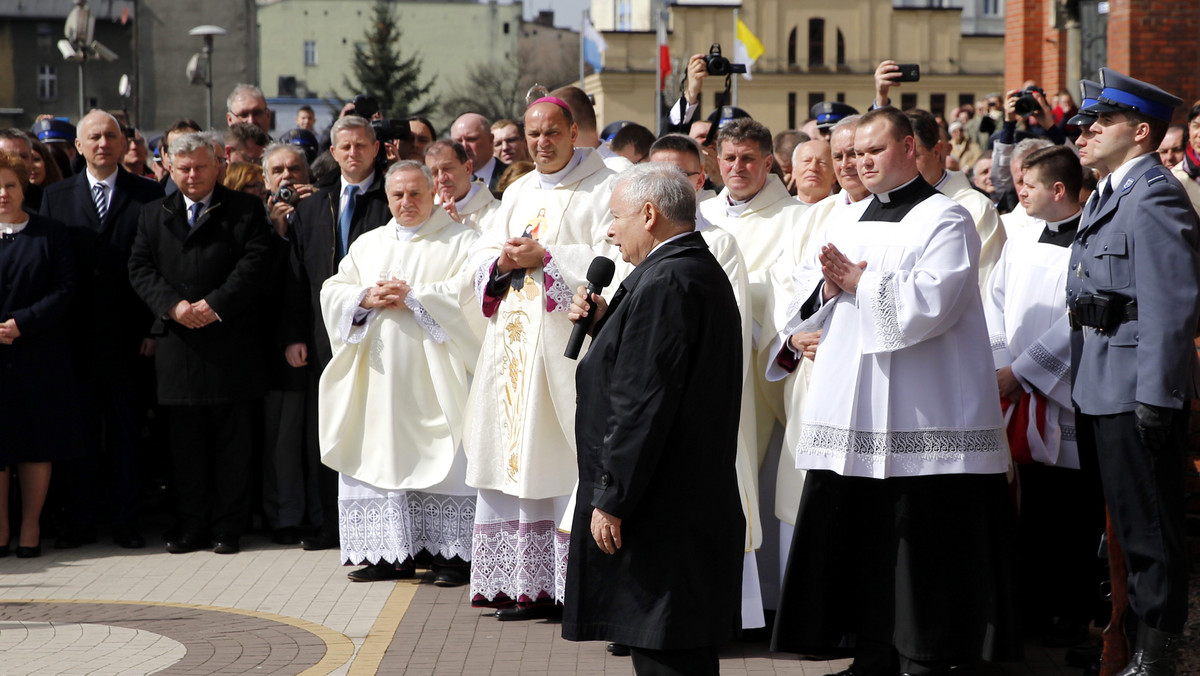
[58,0,118,119]
[187,25,227,129]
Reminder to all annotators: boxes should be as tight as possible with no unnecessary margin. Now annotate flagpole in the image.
[580,9,587,90]
[655,4,664,135]
[731,8,738,107]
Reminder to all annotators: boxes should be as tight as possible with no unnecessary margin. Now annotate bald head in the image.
[792,139,835,204]
[524,101,579,174]
[451,113,494,166]
[76,109,127,178]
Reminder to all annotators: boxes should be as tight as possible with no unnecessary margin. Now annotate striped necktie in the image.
[93,182,109,222]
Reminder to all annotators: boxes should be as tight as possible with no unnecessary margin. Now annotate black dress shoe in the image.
[165,537,206,554]
[432,567,469,587]
[112,526,146,549]
[606,643,631,656]
[212,540,240,554]
[0,544,9,558]
[494,604,563,621]
[271,527,301,546]
[300,530,338,551]
[347,562,415,582]
[16,544,41,559]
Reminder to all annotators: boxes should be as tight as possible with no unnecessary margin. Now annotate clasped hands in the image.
[359,277,411,311]
[496,238,545,273]
[819,244,867,302]
[169,299,219,329]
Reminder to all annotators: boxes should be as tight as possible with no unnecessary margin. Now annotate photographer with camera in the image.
[989,85,1068,214]
[661,45,746,137]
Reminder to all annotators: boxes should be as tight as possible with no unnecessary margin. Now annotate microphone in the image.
[564,256,616,360]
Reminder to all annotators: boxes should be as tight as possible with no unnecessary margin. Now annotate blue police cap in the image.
[1081,67,1181,122]
[811,101,858,130]
[1068,79,1102,126]
[279,128,319,163]
[600,120,632,143]
[31,118,76,144]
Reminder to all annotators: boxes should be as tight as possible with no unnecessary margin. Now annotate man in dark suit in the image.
[561,163,744,676]
[1067,68,1200,676]
[40,109,164,549]
[285,114,389,550]
[128,132,274,555]
[450,113,508,196]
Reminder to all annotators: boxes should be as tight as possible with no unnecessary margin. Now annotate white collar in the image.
[646,229,694,259]
[87,167,119,193]
[0,218,30,235]
[1044,209,1082,232]
[340,171,375,196]
[1103,152,1155,197]
[183,191,214,214]
[536,150,584,189]
[473,156,497,183]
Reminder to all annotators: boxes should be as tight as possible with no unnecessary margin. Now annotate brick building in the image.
[1005,0,1200,120]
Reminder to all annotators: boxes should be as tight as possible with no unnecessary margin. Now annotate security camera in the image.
[57,39,80,60]
[91,40,118,62]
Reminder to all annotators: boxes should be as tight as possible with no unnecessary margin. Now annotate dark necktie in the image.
[1093,180,1113,214]
[338,184,359,260]
[188,202,203,227]
[93,183,109,222]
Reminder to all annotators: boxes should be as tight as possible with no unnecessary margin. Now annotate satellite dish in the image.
[118,74,132,98]
[186,53,208,85]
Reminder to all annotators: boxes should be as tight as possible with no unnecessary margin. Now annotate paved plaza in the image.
[0,532,1096,676]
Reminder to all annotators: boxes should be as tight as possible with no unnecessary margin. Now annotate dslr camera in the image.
[1012,86,1047,118]
[346,94,414,145]
[705,43,746,77]
[347,94,379,119]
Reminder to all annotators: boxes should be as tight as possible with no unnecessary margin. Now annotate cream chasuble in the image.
[764,191,864,523]
[699,223,761,551]
[318,210,484,490]
[463,148,618,500]
[938,169,1006,290]
[436,179,498,233]
[700,175,810,464]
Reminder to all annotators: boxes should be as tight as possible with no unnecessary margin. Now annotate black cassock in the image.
[562,231,744,651]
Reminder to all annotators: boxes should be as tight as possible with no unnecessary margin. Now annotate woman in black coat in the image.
[0,150,79,558]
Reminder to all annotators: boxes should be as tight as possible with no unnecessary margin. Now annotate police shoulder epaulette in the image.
[1144,164,1170,186]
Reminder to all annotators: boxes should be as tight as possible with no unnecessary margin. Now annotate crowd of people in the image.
[1,56,1195,676]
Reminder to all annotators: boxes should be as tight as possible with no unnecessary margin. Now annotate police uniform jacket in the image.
[1067,153,1200,415]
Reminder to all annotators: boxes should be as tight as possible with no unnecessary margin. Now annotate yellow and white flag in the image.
[734,17,764,80]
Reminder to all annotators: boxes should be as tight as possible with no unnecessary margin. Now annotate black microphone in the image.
[564,257,616,360]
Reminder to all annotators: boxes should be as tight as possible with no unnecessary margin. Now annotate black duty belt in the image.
[1069,292,1137,332]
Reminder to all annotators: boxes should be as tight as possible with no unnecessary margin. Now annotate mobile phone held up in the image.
[895,64,920,82]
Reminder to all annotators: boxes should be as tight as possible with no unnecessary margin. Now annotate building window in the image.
[788,92,797,129]
[901,92,918,111]
[808,18,825,68]
[808,92,825,116]
[787,27,797,67]
[503,22,510,34]
[982,0,1001,16]
[616,0,632,31]
[959,93,975,108]
[930,93,946,118]
[837,92,845,103]
[37,65,57,101]
[836,29,846,68]
[304,41,317,66]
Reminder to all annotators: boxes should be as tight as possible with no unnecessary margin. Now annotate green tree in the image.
[340,0,437,119]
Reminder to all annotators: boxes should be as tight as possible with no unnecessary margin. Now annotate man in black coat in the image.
[284,114,389,550]
[562,163,744,676]
[128,132,274,555]
[40,109,164,549]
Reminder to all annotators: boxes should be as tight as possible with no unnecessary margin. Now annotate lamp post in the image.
[58,0,118,119]
[187,25,227,129]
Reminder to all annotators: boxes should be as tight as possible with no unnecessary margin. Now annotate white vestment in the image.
[463,148,617,605]
[1001,203,1040,240]
[767,180,1008,479]
[937,170,1006,290]
[983,219,1078,468]
[318,210,484,564]
[700,175,810,465]
[436,179,498,233]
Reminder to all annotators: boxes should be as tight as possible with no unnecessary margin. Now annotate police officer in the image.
[810,101,858,139]
[1066,68,1200,676]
